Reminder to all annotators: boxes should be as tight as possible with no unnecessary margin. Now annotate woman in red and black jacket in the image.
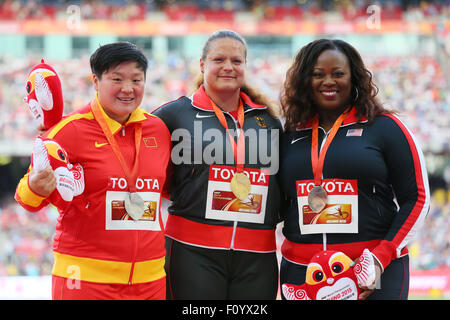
[153,30,283,299]
[278,39,430,300]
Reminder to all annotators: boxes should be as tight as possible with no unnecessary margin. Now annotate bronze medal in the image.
[124,192,145,221]
[230,172,251,200]
[308,185,328,213]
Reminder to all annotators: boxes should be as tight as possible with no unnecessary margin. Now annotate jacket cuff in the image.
[14,175,47,211]
[370,240,397,271]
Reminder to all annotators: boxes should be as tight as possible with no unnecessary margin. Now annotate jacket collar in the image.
[191,84,266,112]
[296,106,368,131]
[92,94,147,135]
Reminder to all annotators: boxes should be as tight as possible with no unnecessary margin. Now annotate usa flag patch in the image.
[346,128,363,136]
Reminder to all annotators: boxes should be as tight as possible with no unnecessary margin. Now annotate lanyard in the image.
[90,96,142,193]
[311,107,350,186]
[210,98,245,173]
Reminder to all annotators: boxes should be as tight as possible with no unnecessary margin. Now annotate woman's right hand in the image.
[28,166,57,197]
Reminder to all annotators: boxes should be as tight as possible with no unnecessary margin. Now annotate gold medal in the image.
[209,97,251,201]
[230,172,251,200]
[124,192,145,221]
[307,185,328,213]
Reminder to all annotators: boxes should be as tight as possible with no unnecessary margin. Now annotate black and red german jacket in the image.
[153,85,283,253]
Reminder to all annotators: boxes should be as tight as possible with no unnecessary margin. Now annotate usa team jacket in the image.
[15,98,171,285]
[279,107,430,270]
[153,85,283,253]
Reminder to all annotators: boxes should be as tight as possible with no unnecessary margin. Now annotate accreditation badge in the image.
[296,179,358,234]
[105,176,162,230]
[205,165,269,224]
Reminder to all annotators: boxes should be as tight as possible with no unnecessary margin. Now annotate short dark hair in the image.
[90,41,148,79]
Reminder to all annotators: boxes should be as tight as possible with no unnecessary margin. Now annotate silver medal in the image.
[124,192,145,221]
[307,185,328,213]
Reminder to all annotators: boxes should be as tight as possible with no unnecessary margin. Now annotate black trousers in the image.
[280,254,410,300]
[165,237,279,300]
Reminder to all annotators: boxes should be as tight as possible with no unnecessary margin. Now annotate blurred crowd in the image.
[0,0,448,21]
[0,201,55,276]
[0,52,292,144]
[365,55,449,156]
[0,52,448,155]
[409,189,450,270]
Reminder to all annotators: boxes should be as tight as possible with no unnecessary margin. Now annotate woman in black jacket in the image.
[278,39,430,300]
[153,30,283,300]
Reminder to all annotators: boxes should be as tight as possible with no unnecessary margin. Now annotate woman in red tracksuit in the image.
[15,42,171,299]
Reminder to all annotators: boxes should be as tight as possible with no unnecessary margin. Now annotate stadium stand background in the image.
[0,0,448,299]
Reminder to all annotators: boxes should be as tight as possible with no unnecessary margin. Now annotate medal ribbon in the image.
[90,96,142,193]
[210,98,245,173]
[311,107,350,186]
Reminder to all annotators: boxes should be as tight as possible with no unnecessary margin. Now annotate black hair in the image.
[89,41,148,79]
[281,38,391,132]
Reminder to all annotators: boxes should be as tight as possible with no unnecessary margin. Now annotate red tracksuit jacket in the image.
[15,97,171,285]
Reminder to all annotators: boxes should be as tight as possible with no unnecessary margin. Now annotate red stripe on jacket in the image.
[165,214,276,253]
[370,114,429,269]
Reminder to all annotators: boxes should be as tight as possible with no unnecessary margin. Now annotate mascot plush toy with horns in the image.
[25,59,84,210]
[25,59,64,130]
[282,249,377,300]
[31,137,84,210]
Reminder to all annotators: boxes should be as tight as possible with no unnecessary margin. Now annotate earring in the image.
[354,87,359,102]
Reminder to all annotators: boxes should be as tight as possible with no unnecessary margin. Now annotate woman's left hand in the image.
[352,249,382,300]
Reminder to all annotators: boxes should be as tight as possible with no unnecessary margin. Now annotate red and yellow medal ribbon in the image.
[210,98,245,173]
[90,96,142,193]
[311,107,351,186]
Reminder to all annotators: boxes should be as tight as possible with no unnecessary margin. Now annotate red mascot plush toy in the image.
[282,249,377,300]
[25,59,64,130]
[25,59,85,210]
[31,137,84,210]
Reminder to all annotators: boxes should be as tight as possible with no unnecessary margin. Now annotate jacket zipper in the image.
[319,127,329,251]
[319,126,330,152]
[121,124,138,285]
[128,231,139,285]
[230,221,238,249]
[372,185,383,217]
[211,108,257,249]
